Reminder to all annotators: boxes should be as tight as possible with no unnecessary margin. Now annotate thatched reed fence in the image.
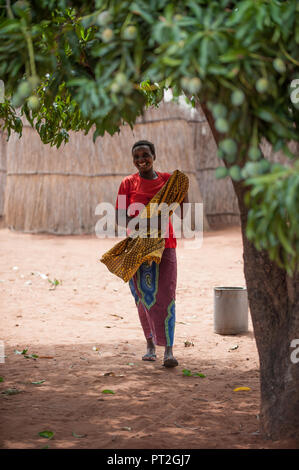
[190,106,241,229]
[260,138,298,165]
[0,129,7,227]
[2,100,297,235]
[3,101,210,234]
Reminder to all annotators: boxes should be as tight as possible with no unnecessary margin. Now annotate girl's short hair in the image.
[132,140,155,156]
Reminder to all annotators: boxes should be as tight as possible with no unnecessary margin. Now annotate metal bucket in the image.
[214,286,248,335]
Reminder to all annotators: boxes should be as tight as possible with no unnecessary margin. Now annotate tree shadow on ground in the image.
[0,342,296,449]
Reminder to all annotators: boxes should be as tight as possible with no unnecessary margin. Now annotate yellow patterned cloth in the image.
[100,170,189,282]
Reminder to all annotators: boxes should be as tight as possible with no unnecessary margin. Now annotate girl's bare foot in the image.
[142,338,156,361]
[163,346,178,368]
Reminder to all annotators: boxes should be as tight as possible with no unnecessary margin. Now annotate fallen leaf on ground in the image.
[233,386,251,392]
[101,389,115,394]
[184,341,194,347]
[48,278,61,290]
[229,345,239,351]
[182,369,205,377]
[1,388,22,395]
[48,278,60,286]
[39,356,54,359]
[174,422,200,431]
[0,377,4,382]
[38,431,54,439]
[31,380,45,385]
[110,314,124,319]
[121,427,132,431]
[14,349,28,355]
[103,372,124,378]
[14,349,38,359]
[24,354,39,359]
[72,431,87,438]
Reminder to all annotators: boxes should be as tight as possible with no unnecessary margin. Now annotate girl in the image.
[115,140,188,367]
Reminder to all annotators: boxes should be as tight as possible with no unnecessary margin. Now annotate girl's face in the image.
[132,145,155,174]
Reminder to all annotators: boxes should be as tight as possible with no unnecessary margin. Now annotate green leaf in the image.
[48,278,60,287]
[72,431,87,438]
[1,388,21,395]
[182,369,193,376]
[31,380,45,385]
[276,221,296,256]
[199,36,210,73]
[38,431,54,439]
[130,3,154,24]
[162,57,182,67]
[0,19,21,34]
[0,377,4,382]
[14,349,26,355]
[270,3,282,25]
[101,389,115,394]
[219,49,247,62]
[24,353,39,359]
[255,109,275,123]
[187,1,202,20]
[193,373,206,378]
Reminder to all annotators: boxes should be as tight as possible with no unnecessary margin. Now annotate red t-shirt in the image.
[115,171,176,248]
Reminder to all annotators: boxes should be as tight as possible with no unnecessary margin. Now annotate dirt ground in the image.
[0,225,297,449]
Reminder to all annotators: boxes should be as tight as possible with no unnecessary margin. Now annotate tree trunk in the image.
[200,102,299,442]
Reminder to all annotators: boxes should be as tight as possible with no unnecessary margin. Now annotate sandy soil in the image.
[0,226,297,449]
